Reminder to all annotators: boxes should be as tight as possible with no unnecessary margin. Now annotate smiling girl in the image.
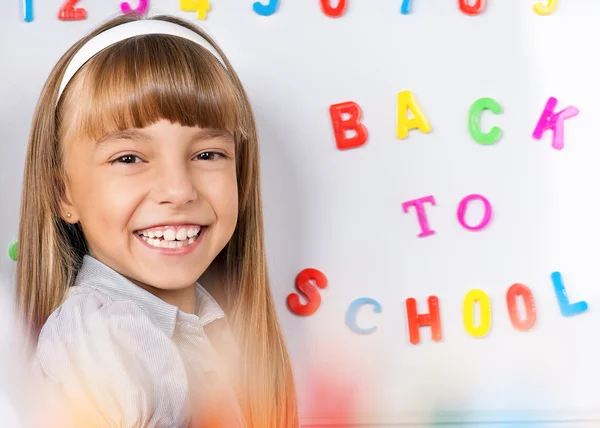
[16,13,298,428]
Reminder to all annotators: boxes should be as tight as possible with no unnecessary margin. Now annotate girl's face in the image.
[60,119,238,292]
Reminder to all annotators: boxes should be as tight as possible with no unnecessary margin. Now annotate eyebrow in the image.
[96,128,235,146]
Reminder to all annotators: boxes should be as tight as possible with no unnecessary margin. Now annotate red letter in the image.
[329,102,368,150]
[402,195,436,238]
[405,296,442,344]
[287,268,328,316]
[58,0,87,20]
[506,283,537,331]
[320,0,347,17]
[459,0,486,15]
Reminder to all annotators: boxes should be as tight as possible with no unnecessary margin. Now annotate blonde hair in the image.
[16,13,298,427]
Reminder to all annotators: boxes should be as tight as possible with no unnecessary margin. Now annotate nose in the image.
[151,162,198,207]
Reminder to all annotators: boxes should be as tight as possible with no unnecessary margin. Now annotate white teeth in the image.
[188,237,194,244]
[176,229,188,241]
[148,231,155,238]
[163,229,176,241]
[155,230,163,238]
[187,228,196,238]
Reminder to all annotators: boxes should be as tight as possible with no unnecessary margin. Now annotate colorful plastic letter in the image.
[397,91,431,139]
[320,0,347,17]
[287,268,328,316]
[534,0,557,15]
[23,0,34,22]
[180,0,211,20]
[457,194,492,231]
[121,0,149,15]
[405,296,442,345]
[469,97,503,145]
[463,289,491,338]
[506,283,537,331]
[459,0,486,15]
[329,102,368,150]
[58,0,87,20]
[253,0,278,15]
[401,0,412,14]
[346,298,382,335]
[532,97,579,151]
[402,195,436,238]
[8,240,18,261]
[551,272,588,317]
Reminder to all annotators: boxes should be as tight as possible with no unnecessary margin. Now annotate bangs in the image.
[58,34,241,144]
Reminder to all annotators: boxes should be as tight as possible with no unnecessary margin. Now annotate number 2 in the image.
[58,0,87,20]
[121,0,149,15]
[180,0,211,20]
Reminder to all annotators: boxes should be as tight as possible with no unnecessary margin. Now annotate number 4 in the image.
[180,0,211,20]
[58,0,87,20]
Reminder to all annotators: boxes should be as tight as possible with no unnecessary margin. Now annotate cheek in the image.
[202,170,239,224]
[72,168,141,231]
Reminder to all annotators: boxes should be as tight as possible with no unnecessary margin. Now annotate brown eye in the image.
[111,154,141,164]
[197,152,224,161]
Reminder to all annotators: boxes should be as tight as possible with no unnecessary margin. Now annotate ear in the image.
[59,183,80,224]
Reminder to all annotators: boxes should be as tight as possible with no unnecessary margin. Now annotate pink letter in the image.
[402,195,436,238]
[457,194,492,231]
[532,97,579,151]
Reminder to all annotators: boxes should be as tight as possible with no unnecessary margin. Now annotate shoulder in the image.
[36,286,180,379]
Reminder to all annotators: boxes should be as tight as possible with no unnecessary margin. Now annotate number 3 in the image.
[121,0,149,15]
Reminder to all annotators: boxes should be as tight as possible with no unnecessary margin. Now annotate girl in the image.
[16,12,298,428]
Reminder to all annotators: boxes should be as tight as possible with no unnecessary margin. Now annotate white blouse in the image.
[33,254,245,428]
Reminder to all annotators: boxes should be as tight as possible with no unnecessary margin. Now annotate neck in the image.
[134,280,197,314]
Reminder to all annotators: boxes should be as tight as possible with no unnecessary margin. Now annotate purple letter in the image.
[532,97,579,151]
[402,195,436,238]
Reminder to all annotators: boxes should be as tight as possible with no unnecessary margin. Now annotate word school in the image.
[287,269,590,344]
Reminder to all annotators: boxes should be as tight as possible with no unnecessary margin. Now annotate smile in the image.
[135,224,202,249]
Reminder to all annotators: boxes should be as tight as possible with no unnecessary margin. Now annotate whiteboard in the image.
[2,1,600,426]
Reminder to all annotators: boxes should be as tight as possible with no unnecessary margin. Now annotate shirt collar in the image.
[72,254,225,337]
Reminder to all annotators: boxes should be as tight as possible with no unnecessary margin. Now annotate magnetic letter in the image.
[121,0,149,14]
[463,289,491,338]
[457,194,492,231]
[397,91,431,139]
[469,97,503,145]
[329,102,368,150]
[58,0,87,20]
[402,195,436,238]
[401,0,412,14]
[551,272,589,317]
[346,298,382,335]
[320,0,347,17]
[180,0,211,20]
[253,0,279,16]
[24,0,34,22]
[506,283,537,331]
[405,296,442,345]
[532,97,579,151]
[459,0,486,15]
[287,268,328,316]
[534,0,557,15]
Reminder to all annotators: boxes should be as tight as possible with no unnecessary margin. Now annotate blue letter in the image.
[345,297,381,335]
[24,0,34,22]
[253,0,279,16]
[401,0,412,14]
[551,272,589,317]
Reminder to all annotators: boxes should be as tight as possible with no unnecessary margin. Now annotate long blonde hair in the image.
[16,13,298,427]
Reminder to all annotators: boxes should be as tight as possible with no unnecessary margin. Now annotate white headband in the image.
[57,20,227,102]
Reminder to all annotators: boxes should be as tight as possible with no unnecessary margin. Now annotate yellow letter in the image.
[534,0,557,15]
[397,90,431,139]
[463,289,491,338]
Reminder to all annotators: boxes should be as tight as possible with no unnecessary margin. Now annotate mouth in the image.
[134,224,203,249]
